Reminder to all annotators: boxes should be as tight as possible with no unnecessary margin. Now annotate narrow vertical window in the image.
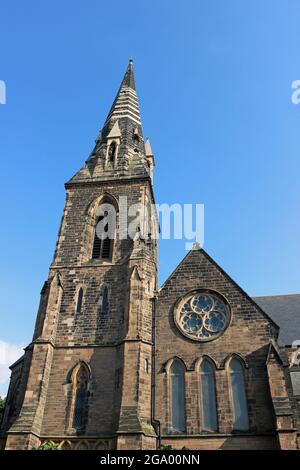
[75,288,83,314]
[92,207,115,261]
[229,358,249,430]
[73,365,89,430]
[108,142,116,162]
[99,286,109,315]
[200,360,218,432]
[170,360,186,432]
[92,215,104,259]
[144,358,149,373]
[101,235,111,259]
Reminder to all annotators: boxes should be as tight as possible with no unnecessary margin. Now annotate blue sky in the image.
[0,1,300,393]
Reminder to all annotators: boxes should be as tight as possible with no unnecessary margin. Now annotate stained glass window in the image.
[229,358,249,430]
[170,360,186,432]
[73,366,89,430]
[200,360,218,432]
[175,291,230,342]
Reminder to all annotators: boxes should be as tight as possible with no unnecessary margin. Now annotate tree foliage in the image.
[32,441,60,450]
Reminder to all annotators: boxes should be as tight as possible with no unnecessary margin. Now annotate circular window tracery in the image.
[174,291,231,342]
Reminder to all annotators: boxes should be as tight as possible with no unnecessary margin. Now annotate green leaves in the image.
[32,441,60,450]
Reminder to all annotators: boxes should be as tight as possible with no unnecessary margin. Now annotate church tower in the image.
[2,61,158,450]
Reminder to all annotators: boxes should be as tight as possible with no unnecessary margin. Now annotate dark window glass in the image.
[100,287,109,315]
[75,288,83,314]
[200,360,218,431]
[230,358,249,430]
[108,142,116,162]
[170,360,186,431]
[92,213,112,260]
[101,237,111,259]
[73,367,89,430]
[92,215,103,259]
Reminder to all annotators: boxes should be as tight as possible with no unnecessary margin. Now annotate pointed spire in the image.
[69,61,151,184]
[145,137,153,157]
[106,120,121,139]
[145,137,155,181]
[104,59,141,127]
[120,59,136,90]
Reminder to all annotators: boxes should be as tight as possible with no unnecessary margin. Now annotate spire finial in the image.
[102,60,141,129]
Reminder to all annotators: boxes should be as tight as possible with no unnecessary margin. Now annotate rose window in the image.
[174,291,230,342]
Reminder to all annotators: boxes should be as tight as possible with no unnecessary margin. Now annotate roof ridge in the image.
[253,293,300,299]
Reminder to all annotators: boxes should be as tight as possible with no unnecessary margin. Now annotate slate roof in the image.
[253,294,300,346]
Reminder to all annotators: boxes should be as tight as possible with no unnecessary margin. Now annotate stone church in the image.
[1,61,300,450]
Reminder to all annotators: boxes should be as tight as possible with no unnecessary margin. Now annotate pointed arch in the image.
[165,356,188,374]
[67,360,92,383]
[94,441,107,450]
[228,356,249,431]
[195,355,219,371]
[91,193,118,261]
[199,358,218,432]
[223,352,248,369]
[75,440,90,450]
[168,358,186,432]
[86,192,119,217]
[67,361,91,432]
[58,440,72,450]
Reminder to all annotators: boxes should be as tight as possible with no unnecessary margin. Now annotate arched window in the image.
[170,360,186,432]
[108,142,116,162]
[73,365,89,431]
[229,358,249,430]
[200,360,218,432]
[75,288,83,314]
[99,286,109,315]
[92,203,116,261]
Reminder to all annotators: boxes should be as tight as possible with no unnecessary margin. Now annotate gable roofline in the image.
[158,248,194,292]
[159,247,280,331]
[266,340,289,367]
[9,354,24,370]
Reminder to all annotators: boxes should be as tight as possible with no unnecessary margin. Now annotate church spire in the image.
[103,59,141,128]
[69,61,151,183]
[120,58,136,90]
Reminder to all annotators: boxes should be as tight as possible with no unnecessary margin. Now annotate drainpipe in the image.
[151,294,161,449]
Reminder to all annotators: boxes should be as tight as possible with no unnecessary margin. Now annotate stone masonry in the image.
[1,61,299,450]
